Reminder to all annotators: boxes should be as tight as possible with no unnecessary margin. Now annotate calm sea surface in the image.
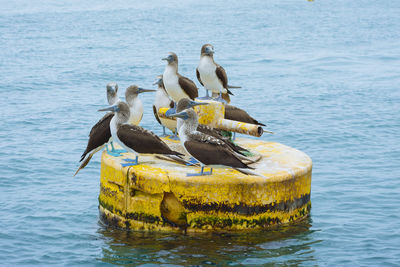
[1,0,399,265]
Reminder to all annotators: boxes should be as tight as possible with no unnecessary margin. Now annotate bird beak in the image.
[137,88,156,94]
[162,57,168,61]
[167,111,188,120]
[189,100,208,107]
[153,79,162,85]
[98,104,119,112]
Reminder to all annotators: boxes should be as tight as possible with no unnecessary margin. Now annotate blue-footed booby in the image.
[107,82,120,105]
[125,85,155,125]
[168,108,257,176]
[99,101,183,166]
[225,104,266,126]
[74,82,121,176]
[162,52,198,106]
[74,112,113,176]
[196,44,241,103]
[175,98,249,156]
[152,75,177,136]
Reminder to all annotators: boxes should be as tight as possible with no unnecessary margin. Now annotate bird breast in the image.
[163,65,184,101]
[198,57,222,93]
[154,89,172,110]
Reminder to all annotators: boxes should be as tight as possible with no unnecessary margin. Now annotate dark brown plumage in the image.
[178,75,198,100]
[117,124,183,156]
[152,105,162,126]
[74,112,113,176]
[81,112,113,162]
[183,132,251,169]
[196,68,203,86]
[225,105,266,126]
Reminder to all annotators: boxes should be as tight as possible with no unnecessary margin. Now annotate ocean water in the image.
[1,0,399,265]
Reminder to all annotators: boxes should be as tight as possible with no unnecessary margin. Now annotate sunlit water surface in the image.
[1,0,399,265]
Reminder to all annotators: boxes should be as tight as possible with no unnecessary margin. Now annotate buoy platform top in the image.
[99,136,312,233]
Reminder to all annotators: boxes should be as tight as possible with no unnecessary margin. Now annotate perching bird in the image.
[152,75,177,136]
[175,98,249,156]
[106,82,120,105]
[74,82,121,176]
[196,44,241,103]
[162,52,198,105]
[224,104,265,126]
[125,85,155,125]
[74,112,113,176]
[99,101,183,166]
[168,108,256,176]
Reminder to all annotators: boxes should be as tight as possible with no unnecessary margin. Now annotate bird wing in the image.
[80,112,113,162]
[189,131,225,146]
[197,125,249,155]
[215,64,228,89]
[178,75,198,100]
[225,105,266,126]
[152,105,162,126]
[184,140,249,168]
[196,68,204,86]
[117,124,182,156]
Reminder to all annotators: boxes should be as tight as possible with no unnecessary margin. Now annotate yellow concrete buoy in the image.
[99,100,312,232]
[99,137,312,232]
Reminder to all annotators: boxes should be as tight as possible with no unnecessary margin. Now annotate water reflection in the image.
[97,217,320,265]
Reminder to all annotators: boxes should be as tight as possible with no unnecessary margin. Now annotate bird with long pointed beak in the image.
[168,108,256,176]
[152,75,177,137]
[162,52,198,115]
[74,82,120,176]
[196,44,241,103]
[175,98,249,156]
[125,85,156,126]
[99,101,183,167]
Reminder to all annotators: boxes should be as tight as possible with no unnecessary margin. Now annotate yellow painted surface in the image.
[158,100,263,137]
[99,138,312,232]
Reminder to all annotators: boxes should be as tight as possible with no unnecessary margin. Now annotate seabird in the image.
[168,108,256,176]
[175,98,249,156]
[125,85,155,125]
[152,75,177,136]
[99,101,183,166]
[74,82,122,176]
[225,104,265,126]
[74,82,121,176]
[224,104,266,140]
[196,44,241,103]
[74,112,113,176]
[162,52,198,108]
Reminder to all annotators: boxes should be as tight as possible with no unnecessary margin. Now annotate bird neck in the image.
[165,63,178,74]
[126,94,139,107]
[107,93,118,105]
[179,116,198,137]
[201,53,214,62]
[115,111,130,126]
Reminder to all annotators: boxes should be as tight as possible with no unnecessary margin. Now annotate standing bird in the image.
[99,101,183,166]
[168,108,257,176]
[225,104,266,126]
[152,75,177,137]
[107,82,120,105]
[162,52,198,113]
[175,98,249,156]
[74,82,120,176]
[125,85,156,126]
[196,44,240,103]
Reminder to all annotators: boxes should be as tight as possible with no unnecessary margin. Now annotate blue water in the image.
[1,0,400,265]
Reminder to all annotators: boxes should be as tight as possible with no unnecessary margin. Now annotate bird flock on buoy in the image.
[74,44,267,177]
